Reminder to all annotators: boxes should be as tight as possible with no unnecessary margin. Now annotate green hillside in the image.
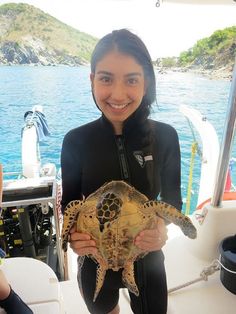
[0,3,98,65]
[155,26,236,79]
[178,26,236,69]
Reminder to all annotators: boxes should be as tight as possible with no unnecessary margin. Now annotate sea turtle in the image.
[61,180,197,301]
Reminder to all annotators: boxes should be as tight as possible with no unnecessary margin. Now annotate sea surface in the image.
[0,65,234,212]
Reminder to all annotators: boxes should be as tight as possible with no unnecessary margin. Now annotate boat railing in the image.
[211,57,236,207]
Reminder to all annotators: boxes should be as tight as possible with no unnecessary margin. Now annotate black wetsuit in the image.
[0,288,33,314]
[61,113,182,314]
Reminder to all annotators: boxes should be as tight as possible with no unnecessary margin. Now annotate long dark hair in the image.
[91,29,156,123]
[91,29,157,194]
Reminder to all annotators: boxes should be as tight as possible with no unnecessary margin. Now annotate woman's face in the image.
[90,50,146,134]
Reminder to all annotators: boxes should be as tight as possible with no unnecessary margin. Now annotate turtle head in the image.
[101,181,130,197]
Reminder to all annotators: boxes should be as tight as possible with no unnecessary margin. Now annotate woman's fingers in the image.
[68,230,97,256]
[135,218,168,251]
[70,231,91,241]
[70,239,97,255]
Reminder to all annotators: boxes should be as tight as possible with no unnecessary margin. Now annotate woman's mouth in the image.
[109,103,129,109]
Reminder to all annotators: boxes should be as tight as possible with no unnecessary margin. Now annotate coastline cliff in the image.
[155,26,236,80]
[0,3,98,66]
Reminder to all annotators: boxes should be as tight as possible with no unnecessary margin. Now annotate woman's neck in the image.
[112,121,123,135]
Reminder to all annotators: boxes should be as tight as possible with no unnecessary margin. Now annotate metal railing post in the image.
[211,58,236,207]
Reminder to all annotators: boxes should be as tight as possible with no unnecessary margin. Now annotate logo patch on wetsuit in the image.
[133,151,153,168]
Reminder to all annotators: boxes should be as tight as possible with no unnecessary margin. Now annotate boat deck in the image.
[164,227,236,314]
[1,224,236,313]
[61,247,133,314]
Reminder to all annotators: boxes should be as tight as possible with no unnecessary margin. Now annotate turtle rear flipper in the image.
[93,256,108,302]
[122,261,139,296]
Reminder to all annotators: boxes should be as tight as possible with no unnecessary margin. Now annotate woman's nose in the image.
[110,81,126,101]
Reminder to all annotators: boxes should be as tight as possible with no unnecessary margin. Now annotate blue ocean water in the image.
[0,65,233,212]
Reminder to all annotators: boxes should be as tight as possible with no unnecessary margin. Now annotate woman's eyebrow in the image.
[125,72,142,77]
[96,71,142,77]
[96,70,112,75]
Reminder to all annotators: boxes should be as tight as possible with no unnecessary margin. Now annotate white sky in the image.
[0,0,235,59]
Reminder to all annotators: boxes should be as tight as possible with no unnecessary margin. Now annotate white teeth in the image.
[109,103,128,109]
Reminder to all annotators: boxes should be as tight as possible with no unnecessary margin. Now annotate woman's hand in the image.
[69,225,97,256]
[134,218,168,252]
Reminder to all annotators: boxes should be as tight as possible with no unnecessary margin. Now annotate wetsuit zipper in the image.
[116,135,147,313]
[116,136,130,181]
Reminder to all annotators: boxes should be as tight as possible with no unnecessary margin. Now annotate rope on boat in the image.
[184,117,203,214]
[186,118,203,161]
[122,257,234,300]
[217,255,236,275]
[185,141,198,215]
[168,259,220,294]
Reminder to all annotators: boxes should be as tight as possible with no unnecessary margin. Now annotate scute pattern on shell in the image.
[61,180,197,301]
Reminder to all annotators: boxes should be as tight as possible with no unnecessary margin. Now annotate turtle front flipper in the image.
[122,261,139,296]
[93,255,108,302]
[144,200,197,239]
[61,200,84,251]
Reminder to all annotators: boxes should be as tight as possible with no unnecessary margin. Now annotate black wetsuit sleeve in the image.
[60,131,82,213]
[159,126,182,211]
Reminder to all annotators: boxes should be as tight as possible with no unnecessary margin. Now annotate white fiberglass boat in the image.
[1,106,65,313]
[164,68,236,313]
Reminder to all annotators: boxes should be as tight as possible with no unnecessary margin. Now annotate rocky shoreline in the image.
[0,62,233,81]
[187,65,233,81]
[156,65,233,81]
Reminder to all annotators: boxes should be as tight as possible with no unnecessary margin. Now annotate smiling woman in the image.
[61,28,182,314]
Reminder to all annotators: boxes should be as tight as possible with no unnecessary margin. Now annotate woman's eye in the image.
[99,76,111,83]
[127,77,138,85]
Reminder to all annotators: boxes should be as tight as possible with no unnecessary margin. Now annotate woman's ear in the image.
[90,73,94,88]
